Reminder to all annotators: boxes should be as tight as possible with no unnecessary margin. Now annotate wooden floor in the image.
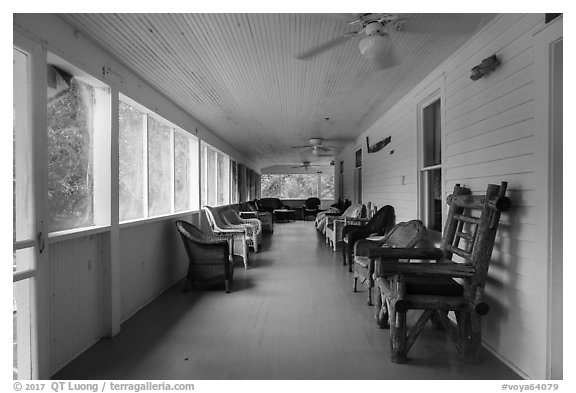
[54,221,520,380]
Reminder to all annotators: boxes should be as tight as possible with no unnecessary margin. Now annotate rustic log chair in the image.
[341,205,396,272]
[221,209,262,253]
[175,220,235,293]
[353,220,427,306]
[203,206,249,269]
[369,182,511,363]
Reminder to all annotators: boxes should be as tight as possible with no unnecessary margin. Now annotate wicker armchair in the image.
[324,203,366,250]
[221,209,262,252]
[353,220,427,305]
[315,206,342,233]
[175,220,234,293]
[302,197,321,220]
[204,206,249,269]
[341,205,396,272]
[242,201,273,233]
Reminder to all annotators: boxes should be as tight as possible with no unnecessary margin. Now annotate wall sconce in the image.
[470,54,500,81]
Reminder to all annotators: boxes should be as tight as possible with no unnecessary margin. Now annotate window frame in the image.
[118,94,201,224]
[46,52,111,234]
[417,89,444,236]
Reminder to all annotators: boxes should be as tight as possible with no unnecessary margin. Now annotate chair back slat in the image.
[455,230,472,242]
[446,244,471,260]
[440,182,510,298]
[453,214,480,224]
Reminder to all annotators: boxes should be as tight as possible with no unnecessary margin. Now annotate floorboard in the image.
[54,221,520,380]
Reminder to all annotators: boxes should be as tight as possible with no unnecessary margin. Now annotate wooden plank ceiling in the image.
[59,13,494,169]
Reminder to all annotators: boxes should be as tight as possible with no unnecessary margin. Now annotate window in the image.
[147,117,173,217]
[118,101,145,221]
[420,98,442,232]
[119,96,200,221]
[338,161,344,199]
[247,169,257,200]
[174,131,196,212]
[47,67,96,232]
[201,142,230,207]
[355,148,362,204]
[320,174,335,199]
[261,173,334,199]
[230,161,239,203]
[217,152,230,205]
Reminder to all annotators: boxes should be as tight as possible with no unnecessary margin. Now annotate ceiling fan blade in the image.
[370,45,400,70]
[320,13,357,22]
[295,35,354,60]
[397,16,479,36]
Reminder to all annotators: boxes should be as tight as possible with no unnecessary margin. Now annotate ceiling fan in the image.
[291,138,335,157]
[296,13,478,70]
[291,161,323,170]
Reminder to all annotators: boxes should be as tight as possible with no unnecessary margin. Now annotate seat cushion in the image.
[405,277,463,296]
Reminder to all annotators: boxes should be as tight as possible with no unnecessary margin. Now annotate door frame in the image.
[13,30,50,380]
[533,16,562,380]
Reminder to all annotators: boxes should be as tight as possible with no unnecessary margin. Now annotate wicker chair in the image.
[175,220,234,293]
[315,206,342,233]
[353,220,426,305]
[203,206,249,269]
[242,201,273,233]
[324,203,366,251]
[221,209,262,252]
[341,205,396,272]
[302,197,321,220]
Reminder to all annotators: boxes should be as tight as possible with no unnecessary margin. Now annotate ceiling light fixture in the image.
[359,33,392,59]
[358,22,392,60]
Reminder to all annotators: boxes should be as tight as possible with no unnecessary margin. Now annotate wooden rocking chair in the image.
[369,182,511,363]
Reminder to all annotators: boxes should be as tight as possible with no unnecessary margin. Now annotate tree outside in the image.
[118,101,145,221]
[47,78,94,232]
[261,174,334,199]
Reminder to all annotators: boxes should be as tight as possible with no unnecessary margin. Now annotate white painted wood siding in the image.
[339,14,555,379]
[48,235,104,375]
[119,217,192,322]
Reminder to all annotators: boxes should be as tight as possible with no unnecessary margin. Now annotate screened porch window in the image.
[261,174,334,200]
[47,69,96,232]
[201,143,230,207]
[119,96,200,221]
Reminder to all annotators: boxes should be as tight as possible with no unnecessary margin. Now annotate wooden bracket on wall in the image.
[366,135,391,153]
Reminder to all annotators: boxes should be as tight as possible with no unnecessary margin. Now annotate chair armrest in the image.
[241,217,262,233]
[345,217,371,225]
[368,247,444,260]
[333,218,348,232]
[239,211,258,219]
[375,260,476,278]
[215,227,246,235]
